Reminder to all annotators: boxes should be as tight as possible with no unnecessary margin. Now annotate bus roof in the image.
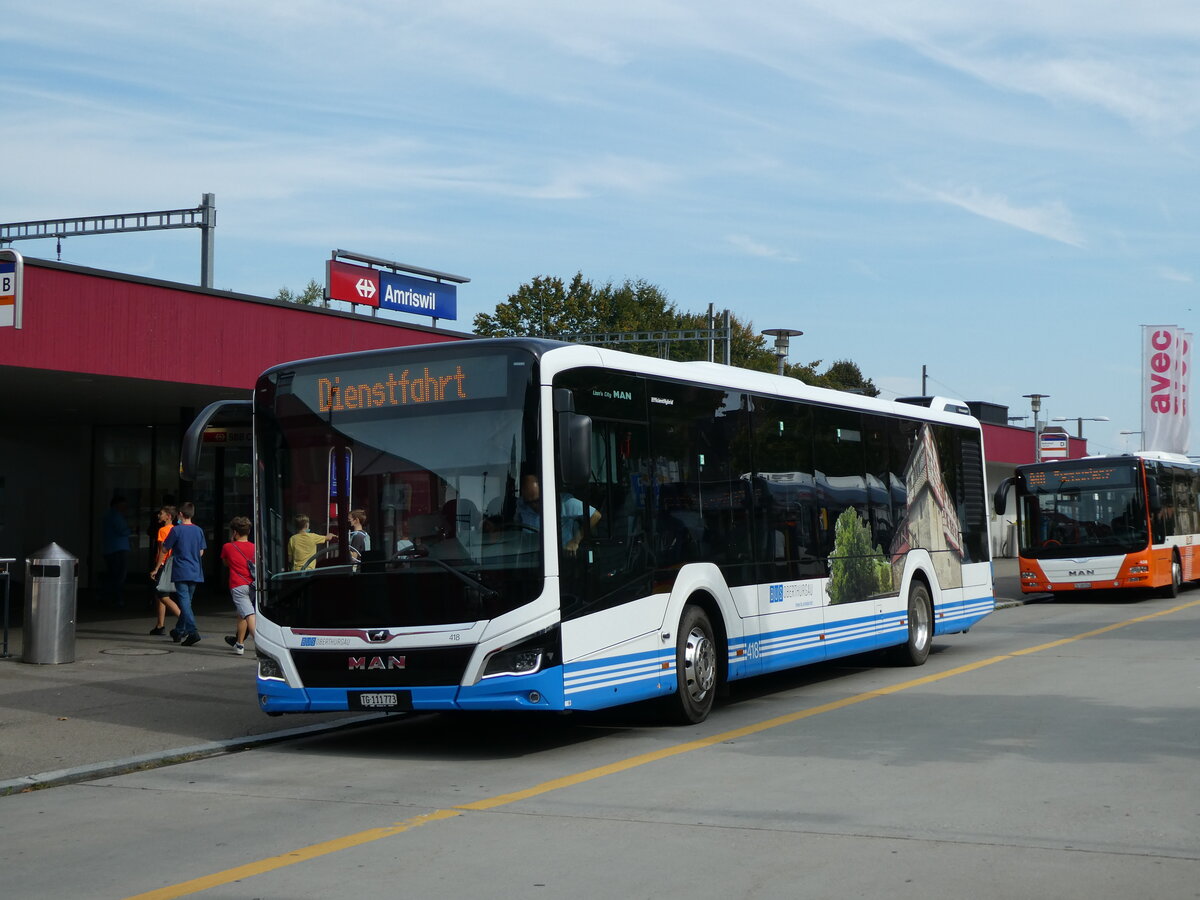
[259,337,983,431]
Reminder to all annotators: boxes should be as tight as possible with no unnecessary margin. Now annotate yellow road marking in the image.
[124,597,1200,900]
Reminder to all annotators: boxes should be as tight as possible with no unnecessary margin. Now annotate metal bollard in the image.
[23,544,78,665]
[1,557,13,659]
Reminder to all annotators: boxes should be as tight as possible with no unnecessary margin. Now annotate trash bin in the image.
[23,543,78,664]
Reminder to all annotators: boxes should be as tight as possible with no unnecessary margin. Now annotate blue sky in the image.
[4,1,1198,455]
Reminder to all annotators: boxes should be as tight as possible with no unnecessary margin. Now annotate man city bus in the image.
[183,338,995,724]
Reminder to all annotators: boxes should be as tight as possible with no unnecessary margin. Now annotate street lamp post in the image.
[761,328,804,377]
[1023,393,1050,462]
[1051,415,1110,439]
[1120,430,1145,451]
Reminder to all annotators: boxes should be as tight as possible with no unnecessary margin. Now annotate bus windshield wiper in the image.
[393,548,500,601]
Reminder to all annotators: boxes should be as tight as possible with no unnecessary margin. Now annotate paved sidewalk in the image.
[0,586,374,794]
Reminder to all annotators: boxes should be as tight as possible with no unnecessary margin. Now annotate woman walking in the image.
[148,505,181,635]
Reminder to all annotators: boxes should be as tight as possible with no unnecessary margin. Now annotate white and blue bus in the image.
[184,339,995,724]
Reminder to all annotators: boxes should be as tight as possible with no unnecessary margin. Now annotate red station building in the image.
[0,257,469,594]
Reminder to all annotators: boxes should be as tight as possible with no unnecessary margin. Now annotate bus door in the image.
[550,369,660,659]
[561,419,654,619]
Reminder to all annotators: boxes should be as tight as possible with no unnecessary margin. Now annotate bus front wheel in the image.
[1160,554,1182,599]
[889,582,933,667]
[664,605,718,725]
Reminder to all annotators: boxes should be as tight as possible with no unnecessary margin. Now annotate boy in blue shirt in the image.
[152,502,206,646]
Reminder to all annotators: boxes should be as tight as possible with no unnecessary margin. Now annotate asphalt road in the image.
[2,584,1197,900]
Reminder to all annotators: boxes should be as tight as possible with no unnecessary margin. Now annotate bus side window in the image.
[752,398,821,581]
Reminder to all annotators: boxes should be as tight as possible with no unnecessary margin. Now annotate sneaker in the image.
[170,629,182,643]
[149,626,165,636]
[181,633,201,647]
[233,643,245,656]
[224,636,238,648]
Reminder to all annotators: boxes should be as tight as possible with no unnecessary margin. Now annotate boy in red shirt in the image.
[219,516,256,655]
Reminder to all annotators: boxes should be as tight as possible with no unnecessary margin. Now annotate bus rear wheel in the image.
[664,605,717,725]
[889,582,932,667]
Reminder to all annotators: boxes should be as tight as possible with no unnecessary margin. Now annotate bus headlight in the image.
[481,627,559,679]
[484,649,544,678]
[1129,565,1149,574]
[257,650,286,682]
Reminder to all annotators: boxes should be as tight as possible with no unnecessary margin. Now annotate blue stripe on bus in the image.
[259,595,997,714]
[561,647,675,709]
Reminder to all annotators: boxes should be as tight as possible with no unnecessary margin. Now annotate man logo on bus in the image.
[348,656,407,670]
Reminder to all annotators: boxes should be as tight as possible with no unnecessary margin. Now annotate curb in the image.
[0,712,392,796]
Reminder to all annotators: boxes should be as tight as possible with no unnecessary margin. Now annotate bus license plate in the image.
[1073,582,1093,589]
[349,691,412,711]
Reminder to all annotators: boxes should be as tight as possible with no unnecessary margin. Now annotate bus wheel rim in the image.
[913,596,931,648]
[684,626,716,700]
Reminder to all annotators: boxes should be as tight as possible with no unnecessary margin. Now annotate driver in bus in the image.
[515,473,601,555]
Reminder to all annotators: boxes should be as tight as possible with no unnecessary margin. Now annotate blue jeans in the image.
[174,581,199,636]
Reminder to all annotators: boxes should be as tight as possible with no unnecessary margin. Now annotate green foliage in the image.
[473,273,680,343]
[816,359,880,397]
[474,272,776,369]
[474,272,879,393]
[276,279,324,306]
[827,507,890,604]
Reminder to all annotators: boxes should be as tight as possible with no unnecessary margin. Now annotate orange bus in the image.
[996,451,1200,598]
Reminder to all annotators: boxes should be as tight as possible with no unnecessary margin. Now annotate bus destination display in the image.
[298,355,512,414]
[1022,464,1133,492]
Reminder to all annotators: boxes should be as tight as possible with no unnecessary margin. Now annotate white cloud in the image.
[915,183,1086,248]
[1157,267,1194,284]
[528,157,676,201]
[726,234,799,262]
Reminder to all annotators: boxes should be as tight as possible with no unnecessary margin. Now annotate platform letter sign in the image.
[0,252,22,329]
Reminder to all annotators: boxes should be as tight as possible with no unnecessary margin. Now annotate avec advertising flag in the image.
[1142,325,1192,453]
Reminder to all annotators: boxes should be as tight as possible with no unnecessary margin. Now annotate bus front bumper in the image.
[256,665,566,715]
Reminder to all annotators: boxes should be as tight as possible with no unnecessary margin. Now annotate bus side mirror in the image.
[554,389,592,489]
[993,476,1013,517]
[181,399,252,481]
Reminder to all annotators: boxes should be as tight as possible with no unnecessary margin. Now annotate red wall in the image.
[983,423,1088,464]
[0,263,464,388]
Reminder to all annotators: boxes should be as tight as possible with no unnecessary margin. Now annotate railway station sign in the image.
[1039,431,1069,459]
[326,259,457,321]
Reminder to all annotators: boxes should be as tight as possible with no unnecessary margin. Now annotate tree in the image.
[827,508,891,605]
[474,272,880,395]
[475,272,776,368]
[473,273,677,339]
[276,280,324,306]
[811,360,880,397]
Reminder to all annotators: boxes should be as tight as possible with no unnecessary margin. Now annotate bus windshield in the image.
[254,345,543,628]
[1016,459,1148,558]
